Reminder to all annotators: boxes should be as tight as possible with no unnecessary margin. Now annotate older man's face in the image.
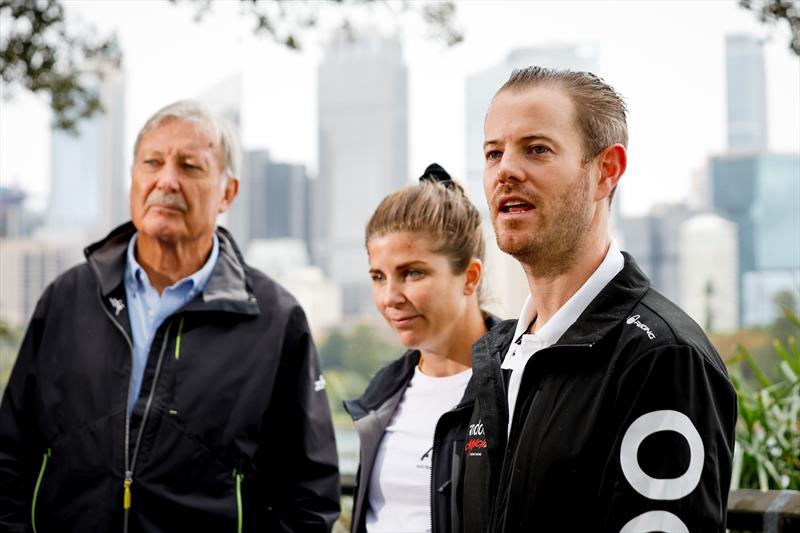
[131,118,236,247]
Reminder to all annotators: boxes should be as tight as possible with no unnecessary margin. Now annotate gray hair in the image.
[133,100,241,180]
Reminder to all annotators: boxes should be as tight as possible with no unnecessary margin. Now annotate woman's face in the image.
[368,231,476,354]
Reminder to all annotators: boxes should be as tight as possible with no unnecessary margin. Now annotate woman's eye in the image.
[529,145,550,154]
[405,269,423,279]
[370,272,384,282]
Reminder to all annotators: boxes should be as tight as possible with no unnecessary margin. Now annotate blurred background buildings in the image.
[1,28,798,337]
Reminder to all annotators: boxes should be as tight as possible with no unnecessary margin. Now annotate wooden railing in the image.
[339,479,800,532]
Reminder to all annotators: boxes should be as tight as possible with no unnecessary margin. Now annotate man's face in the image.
[483,86,597,274]
[131,118,236,246]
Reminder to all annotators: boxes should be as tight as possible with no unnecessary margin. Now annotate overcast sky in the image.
[1,0,798,216]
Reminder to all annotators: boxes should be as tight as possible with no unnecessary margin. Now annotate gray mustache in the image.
[145,190,188,212]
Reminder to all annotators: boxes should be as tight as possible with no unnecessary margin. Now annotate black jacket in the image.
[0,222,340,532]
[344,314,499,533]
[462,254,736,532]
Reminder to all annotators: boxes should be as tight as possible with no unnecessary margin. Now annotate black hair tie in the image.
[419,163,455,189]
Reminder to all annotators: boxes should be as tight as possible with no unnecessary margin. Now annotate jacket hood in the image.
[84,222,259,316]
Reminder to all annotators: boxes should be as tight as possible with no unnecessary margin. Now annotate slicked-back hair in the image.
[498,67,627,202]
[133,100,241,181]
[366,180,485,276]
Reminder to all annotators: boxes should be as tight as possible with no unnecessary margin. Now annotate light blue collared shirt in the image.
[123,233,219,414]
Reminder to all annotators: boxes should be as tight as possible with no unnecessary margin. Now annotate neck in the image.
[136,234,213,294]
[524,223,610,333]
[419,301,486,377]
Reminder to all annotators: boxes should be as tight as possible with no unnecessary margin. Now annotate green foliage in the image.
[727,307,800,491]
[171,0,463,50]
[0,0,121,132]
[318,320,403,421]
[740,0,800,56]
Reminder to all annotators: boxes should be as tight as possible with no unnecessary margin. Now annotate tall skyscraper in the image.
[679,213,739,333]
[710,153,800,325]
[48,62,126,236]
[243,150,310,249]
[316,33,408,315]
[0,239,83,326]
[466,44,600,318]
[620,203,695,305]
[725,34,768,152]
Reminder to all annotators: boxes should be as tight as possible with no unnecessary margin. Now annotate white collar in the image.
[503,239,624,361]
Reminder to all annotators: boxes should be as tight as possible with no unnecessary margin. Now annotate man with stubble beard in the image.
[461,67,736,532]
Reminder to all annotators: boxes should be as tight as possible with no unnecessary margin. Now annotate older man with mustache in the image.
[0,101,340,532]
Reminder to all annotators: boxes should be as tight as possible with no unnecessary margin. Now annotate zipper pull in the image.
[123,471,132,510]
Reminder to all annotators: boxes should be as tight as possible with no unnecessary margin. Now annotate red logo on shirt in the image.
[465,438,487,455]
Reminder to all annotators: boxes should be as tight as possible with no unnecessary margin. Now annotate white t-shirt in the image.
[366,366,472,533]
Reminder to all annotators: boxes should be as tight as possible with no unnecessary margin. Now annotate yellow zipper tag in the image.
[123,479,132,510]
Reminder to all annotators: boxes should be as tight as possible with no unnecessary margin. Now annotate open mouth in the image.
[500,199,535,214]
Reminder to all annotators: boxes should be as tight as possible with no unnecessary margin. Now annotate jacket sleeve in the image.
[0,284,53,532]
[258,305,340,532]
[602,344,737,533]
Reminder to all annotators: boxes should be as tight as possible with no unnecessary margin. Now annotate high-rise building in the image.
[0,187,39,238]
[710,153,800,325]
[316,34,408,315]
[0,239,83,326]
[620,204,695,304]
[243,150,310,250]
[465,45,600,317]
[725,34,767,152]
[48,62,126,237]
[679,213,739,333]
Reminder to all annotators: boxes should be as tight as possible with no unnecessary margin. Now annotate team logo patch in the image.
[466,421,487,457]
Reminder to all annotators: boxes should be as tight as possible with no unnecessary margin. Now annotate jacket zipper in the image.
[233,469,244,533]
[98,291,174,533]
[31,448,51,533]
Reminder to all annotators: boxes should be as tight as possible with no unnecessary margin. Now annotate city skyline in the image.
[1,1,798,218]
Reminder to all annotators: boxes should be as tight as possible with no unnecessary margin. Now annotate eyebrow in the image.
[369,260,429,273]
[483,134,558,149]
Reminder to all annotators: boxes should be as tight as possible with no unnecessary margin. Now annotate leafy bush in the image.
[727,309,800,491]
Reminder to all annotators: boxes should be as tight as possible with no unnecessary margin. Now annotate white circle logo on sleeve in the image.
[619,510,690,533]
[620,409,704,501]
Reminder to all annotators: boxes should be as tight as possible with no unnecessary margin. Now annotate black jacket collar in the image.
[475,252,651,358]
[346,314,501,420]
[84,222,259,316]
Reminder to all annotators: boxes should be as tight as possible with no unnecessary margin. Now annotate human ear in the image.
[594,144,626,202]
[463,258,483,296]
[218,177,240,213]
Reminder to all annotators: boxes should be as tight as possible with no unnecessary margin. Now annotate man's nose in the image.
[154,162,180,191]
[495,150,525,185]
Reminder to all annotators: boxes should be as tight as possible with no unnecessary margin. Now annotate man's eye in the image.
[370,272,384,282]
[143,159,160,166]
[529,145,550,154]
[485,150,502,161]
